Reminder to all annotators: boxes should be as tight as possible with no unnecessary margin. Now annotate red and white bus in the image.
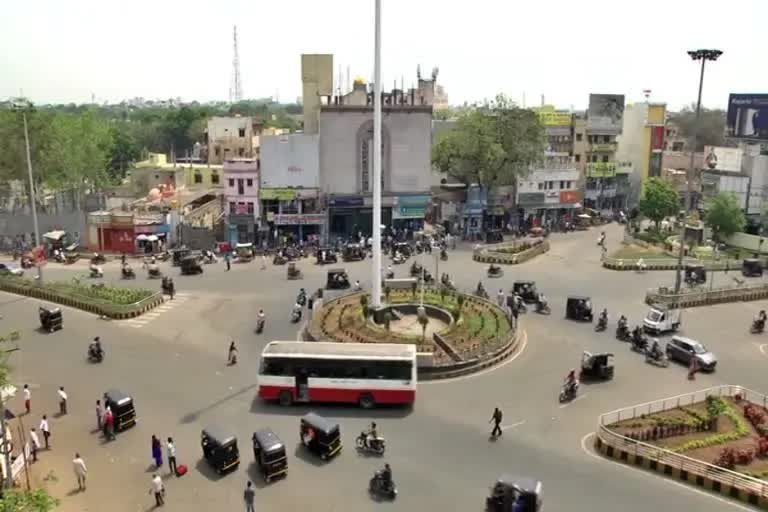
[257,341,417,408]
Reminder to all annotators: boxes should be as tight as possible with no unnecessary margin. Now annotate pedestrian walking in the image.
[96,400,104,430]
[104,406,115,440]
[73,453,87,491]
[29,428,40,462]
[40,415,50,449]
[58,386,68,415]
[166,437,177,476]
[228,341,238,366]
[23,384,31,414]
[489,407,503,437]
[688,357,698,380]
[243,480,255,512]
[497,289,505,308]
[261,254,267,270]
[225,253,231,271]
[151,435,163,468]
[168,278,175,300]
[150,474,165,507]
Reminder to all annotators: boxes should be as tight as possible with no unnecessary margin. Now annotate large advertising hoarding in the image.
[534,105,572,127]
[703,146,743,172]
[587,94,625,134]
[727,94,768,140]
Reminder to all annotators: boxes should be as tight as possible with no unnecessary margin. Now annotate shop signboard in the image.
[259,188,298,201]
[273,214,326,226]
[397,195,431,206]
[559,190,580,204]
[517,192,545,206]
[544,191,560,204]
[328,196,364,207]
[534,105,572,127]
[703,146,743,172]
[586,162,617,178]
[395,206,426,219]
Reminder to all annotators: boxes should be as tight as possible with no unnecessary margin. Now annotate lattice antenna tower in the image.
[229,25,243,103]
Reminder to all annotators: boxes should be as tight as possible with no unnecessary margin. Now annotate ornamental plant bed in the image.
[609,396,768,477]
[0,276,154,305]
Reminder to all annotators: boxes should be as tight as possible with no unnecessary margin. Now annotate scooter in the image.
[751,319,765,334]
[291,309,302,324]
[89,266,104,278]
[369,472,397,499]
[356,432,386,455]
[616,324,630,341]
[256,317,265,334]
[87,346,104,363]
[630,334,649,353]
[594,317,607,332]
[645,348,669,367]
[558,381,578,403]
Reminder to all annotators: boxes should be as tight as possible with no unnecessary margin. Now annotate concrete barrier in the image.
[473,239,549,265]
[645,282,768,309]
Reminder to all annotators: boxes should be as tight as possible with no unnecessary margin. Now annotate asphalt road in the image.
[3,223,767,512]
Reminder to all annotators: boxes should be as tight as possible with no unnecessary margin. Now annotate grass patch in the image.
[0,276,154,305]
[611,245,673,260]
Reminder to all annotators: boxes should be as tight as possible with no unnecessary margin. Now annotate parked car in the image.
[0,263,24,276]
[666,336,717,372]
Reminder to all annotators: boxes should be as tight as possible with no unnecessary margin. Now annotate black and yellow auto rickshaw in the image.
[326,268,350,290]
[252,428,287,483]
[342,244,366,262]
[512,281,538,303]
[485,229,504,244]
[287,262,303,280]
[566,296,593,322]
[486,475,542,512]
[300,413,342,461]
[742,258,763,277]
[39,306,63,333]
[103,389,137,432]
[316,248,338,265]
[201,427,240,474]
[180,255,203,275]
[580,351,615,381]
[172,248,191,267]
[684,263,706,285]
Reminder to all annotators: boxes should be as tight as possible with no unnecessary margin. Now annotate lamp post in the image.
[371,0,383,308]
[673,49,722,294]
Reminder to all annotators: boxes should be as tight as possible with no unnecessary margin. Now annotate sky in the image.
[2,0,767,111]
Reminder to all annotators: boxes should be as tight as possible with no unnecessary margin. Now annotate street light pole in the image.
[371,0,383,308]
[673,49,722,294]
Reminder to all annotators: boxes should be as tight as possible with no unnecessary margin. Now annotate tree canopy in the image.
[431,94,546,188]
[705,192,746,240]
[0,489,59,512]
[669,104,728,151]
[638,178,680,229]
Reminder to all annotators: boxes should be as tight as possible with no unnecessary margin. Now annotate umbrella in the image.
[146,235,159,242]
[136,234,149,241]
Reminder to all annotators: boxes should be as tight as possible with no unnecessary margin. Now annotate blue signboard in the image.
[328,196,364,207]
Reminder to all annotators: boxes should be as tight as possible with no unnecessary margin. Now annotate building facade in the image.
[207,117,257,164]
[615,102,667,206]
[259,134,324,242]
[319,93,433,239]
[223,159,260,244]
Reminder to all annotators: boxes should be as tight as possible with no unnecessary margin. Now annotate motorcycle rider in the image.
[755,310,767,331]
[617,315,629,338]
[476,281,486,296]
[649,339,662,359]
[366,421,381,449]
[297,288,307,305]
[376,463,393,491]
[598,308,608,328]
[89,337,103,360]
[536,292,548,311]
[292,302,303,321]
[564,369,579,394]
[354,280,362,291]
[257,309,266,330]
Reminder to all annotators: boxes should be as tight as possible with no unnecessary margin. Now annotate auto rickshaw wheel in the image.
[358,393,375,409]
[278,390,293,406]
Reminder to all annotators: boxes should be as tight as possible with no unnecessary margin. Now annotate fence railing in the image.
[597,385,768,497]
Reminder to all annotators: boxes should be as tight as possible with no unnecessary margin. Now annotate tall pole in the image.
[674,50,720,293]
[371,0,383,308]
[22,112,43,283]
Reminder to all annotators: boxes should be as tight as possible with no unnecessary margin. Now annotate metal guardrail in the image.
[597,385,768,497]
[646,282,768,307]
[603,256,740,270]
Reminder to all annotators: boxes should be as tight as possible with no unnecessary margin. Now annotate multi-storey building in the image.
[207,117,260,164]
[223,159,260,243]
[616,101,667,206]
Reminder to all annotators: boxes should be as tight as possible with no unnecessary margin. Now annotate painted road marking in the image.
[116,293,191,329]
[421,330,528,385]
[559,392,589,409]
[579,432,755,511]
[501,420,526,431]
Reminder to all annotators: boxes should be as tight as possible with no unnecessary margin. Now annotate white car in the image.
[0,263,24,276]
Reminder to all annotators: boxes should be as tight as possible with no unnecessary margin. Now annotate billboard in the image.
[534,105,572,127]
[703,146,743,172]
[587,94,625,134]
[726,94,768,140]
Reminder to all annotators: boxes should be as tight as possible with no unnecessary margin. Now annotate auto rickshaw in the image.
[512,281,538,303]
[201,427,240,474]
[63,243,80,264]
[284,246,302,261]
[180,255,203,275]
[579,351,614,380]
[486,475,542,512]
[742,258,763,277]
[171,248,191,267]
[575,213,592,230]
[252,428,287,483]
[392,242,412,258]
[39,306,63,333]
[566,296,593,322]
[342,244,366,262]
[409,261,423,277]
[300,413,342,461]
[326,268,350,290]
[485,229,504,244]
[316,248,338,265]
[103,389,137,432]
[684,263,706,285]
[235,243,254,262]
[287,262,303,280]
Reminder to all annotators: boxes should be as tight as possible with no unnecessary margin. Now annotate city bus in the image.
[257,341,417,408]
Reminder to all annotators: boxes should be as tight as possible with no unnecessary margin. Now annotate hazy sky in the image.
[2,0,766,111]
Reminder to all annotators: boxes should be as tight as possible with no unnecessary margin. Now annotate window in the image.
[576,133,582,142]
[672,142,684,151]
[559,181,565,189]
[247,202,254,214]
[238,128,246,138]
[194,173,202,184]
[566,181,572,189]
[211,172,220,185]
[575,154,581,163]
[538,182,544,190]
[228,202,236,214]
[246,178,253,187]
[602,155,609,163]
[237,179,244,195]
[666,129,672,137]
[663,142,668,150]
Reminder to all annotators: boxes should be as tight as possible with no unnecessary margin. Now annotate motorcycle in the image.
[616,325,630,341]
[290,309,302,323]
[630,334,649,353]
[121,266,135,279]
[297,292,307,307]
[487,266,504,278]
[385,271,395,279]
[89,266,103,278]
[558,381,578,403]
[751,319,765,334]
[594,317,607,332]
[356,432,386,455]
[87,345,104,363]
[645,348,669,367]
[369,472,397,499]
[256,317,265,334]
[440,250,448,261]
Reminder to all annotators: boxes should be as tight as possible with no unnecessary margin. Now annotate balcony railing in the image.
[590,142,617,152]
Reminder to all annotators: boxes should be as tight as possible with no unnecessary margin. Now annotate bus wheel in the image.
[358,393,375,409]
[278,391,293,406]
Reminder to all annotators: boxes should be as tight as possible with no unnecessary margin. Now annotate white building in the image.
[207,116,257,164]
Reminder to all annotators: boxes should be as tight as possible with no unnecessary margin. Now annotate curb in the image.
[594,434,768,509]
[645,285,768,309]
[473,240,550,265]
